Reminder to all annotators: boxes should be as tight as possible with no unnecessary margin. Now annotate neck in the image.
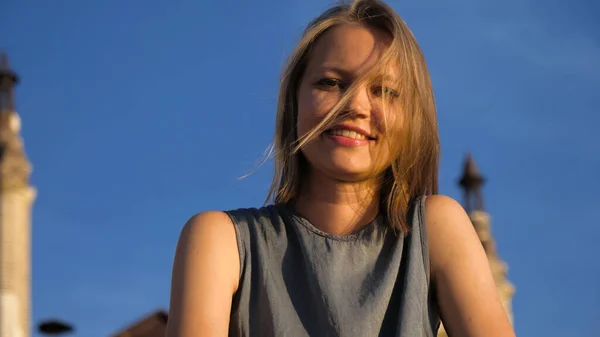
[292,171,381,236]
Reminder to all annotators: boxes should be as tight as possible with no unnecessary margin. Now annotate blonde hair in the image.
[266,0,439,233]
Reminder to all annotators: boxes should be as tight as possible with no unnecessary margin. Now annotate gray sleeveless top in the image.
[225,197,440,337]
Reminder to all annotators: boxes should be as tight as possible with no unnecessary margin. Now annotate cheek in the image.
[297,86,337,136]
[387,113,404,135]
[374,104,404,136]
[374,106,405,161]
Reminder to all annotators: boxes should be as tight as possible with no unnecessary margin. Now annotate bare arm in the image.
[166,211,240,337]
[425,195,515,337]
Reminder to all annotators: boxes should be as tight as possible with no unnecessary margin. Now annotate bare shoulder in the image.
[178,211,238,252]
[424,195,478,260]
[174,211,240,283]
[424,195,481,282]
[424,195,515,337]
[166,211,240,337]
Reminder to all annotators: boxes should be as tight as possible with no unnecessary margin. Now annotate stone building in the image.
[0,54,36,337]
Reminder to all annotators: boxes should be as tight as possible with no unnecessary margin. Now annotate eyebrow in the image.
[315,65,352,77]
[315,65,399,83]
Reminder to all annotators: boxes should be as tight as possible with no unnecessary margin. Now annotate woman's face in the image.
[297,24,402,182]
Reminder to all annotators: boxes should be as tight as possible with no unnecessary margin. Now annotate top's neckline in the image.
[275,203,386,242]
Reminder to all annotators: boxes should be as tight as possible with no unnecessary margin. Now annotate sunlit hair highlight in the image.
[265,0,440,233]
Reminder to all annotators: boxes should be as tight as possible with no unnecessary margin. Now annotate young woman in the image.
[166,1,516,336]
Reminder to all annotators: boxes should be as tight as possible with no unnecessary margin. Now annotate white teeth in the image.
[328,129,368,140]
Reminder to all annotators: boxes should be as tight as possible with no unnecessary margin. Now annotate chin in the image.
[301,147,379,182]
[324,163,375,182]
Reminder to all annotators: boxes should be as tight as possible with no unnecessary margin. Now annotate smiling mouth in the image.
[324,129,376,141]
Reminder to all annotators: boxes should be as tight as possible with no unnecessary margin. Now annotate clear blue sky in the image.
[2,0,599,336]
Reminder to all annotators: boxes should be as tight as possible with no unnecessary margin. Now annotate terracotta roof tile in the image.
[112,310,168,337]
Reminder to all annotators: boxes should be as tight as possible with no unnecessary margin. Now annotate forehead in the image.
[306,24,394,77]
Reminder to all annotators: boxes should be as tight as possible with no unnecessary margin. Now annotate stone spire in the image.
[0,54,18,113]
[0,52,36,337]
[458,153,485,213]
[437,154,515,337]
[0,53,32,191]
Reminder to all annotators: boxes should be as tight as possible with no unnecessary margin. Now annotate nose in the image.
[345,84,372,118]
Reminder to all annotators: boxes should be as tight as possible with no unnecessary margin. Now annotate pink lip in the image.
[326,134,371,147]
[328,124,375,139]
[324,125,376,147]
